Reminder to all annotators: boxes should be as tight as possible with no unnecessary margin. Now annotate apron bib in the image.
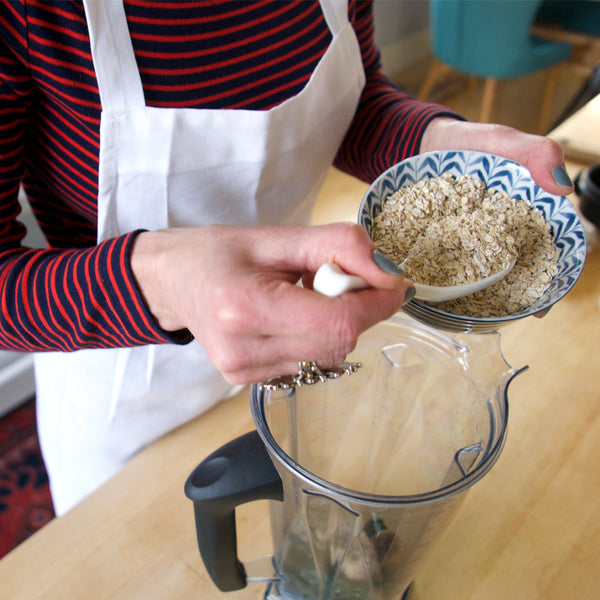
[35,0,365,515]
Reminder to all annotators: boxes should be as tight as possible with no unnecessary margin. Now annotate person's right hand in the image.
[130,223,413,384]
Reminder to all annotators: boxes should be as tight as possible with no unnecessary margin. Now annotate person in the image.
[0,0,574,516]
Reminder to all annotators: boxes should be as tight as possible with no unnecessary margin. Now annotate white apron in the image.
[35,0,365,515]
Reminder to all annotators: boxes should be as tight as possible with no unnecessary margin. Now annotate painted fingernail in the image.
[403,286,416,305]
[552,165,573,189]
[373,250,404,274]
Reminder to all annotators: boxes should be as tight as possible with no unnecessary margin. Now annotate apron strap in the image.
[319,0,350,36]
[82,0,146,111]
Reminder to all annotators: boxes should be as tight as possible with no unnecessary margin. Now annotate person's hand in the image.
[420,118,574,195]
[130,223,413,384]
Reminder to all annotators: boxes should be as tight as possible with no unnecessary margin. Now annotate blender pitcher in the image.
[185,317,524,599]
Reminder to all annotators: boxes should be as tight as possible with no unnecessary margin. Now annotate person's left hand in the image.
[420,117,574,196]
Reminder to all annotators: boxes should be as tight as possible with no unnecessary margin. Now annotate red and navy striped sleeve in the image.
[334,0,462,181]
[0,0,459,353]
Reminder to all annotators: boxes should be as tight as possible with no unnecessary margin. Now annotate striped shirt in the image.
[0,0,457,352]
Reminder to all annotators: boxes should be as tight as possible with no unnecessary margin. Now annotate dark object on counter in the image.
[536,1,600,37]
[575,164,600,229]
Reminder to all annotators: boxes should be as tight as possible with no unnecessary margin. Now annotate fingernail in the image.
[552,165,573,189]
[373,250,404,274]
[403,286,416,305]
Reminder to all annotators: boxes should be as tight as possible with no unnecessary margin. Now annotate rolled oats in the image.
[371,174,559,317]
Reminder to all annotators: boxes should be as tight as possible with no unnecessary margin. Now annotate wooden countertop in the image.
[1,164,599,600]
[548,94,600,164]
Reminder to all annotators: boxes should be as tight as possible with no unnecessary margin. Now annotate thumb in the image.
[296,223,409,291]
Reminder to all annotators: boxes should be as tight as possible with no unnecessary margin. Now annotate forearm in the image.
[335,0,464,182]
[334,73,463,182]
[0,232,190,352]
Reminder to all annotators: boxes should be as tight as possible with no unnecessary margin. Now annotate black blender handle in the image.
[184,430,283,591]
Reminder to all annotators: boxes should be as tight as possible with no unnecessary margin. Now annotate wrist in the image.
[130,230,185,332]
[420,117,472,153]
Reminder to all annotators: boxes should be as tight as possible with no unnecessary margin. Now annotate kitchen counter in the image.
[548,93,600,163]
[1,164,599,599]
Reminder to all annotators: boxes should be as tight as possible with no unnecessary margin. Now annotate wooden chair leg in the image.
[480,77,497,123]
[467,75,478,96]
[538,63,560,134]
[418,60,450,101]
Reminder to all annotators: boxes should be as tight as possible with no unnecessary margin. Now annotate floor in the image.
[392,56,591,135]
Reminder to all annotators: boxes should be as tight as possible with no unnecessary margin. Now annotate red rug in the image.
[0,398,55,559]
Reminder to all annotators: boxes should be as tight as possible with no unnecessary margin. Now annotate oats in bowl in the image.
[370,174,560,318]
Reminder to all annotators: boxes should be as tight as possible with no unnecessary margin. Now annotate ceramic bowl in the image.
[359,150,587,333]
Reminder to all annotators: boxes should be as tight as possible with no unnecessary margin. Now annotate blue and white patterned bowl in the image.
[359,150,587,333]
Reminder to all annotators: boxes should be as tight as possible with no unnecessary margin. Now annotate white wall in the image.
[373,0,432,79]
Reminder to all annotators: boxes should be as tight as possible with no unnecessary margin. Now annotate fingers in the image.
[486,126,574,196]
[533,307,551,319]
[203,277,410,359]
[208,333,351,385]
[208,288,409,385]
[521,143,574,196]
[194,260,411,384]
[252,222,408,291]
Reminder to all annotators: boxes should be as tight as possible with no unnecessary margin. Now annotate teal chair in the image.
[419,0,572,132]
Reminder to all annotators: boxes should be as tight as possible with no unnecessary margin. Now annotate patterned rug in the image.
[0,398,54,559]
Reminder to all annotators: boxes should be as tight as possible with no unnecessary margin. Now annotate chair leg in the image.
[467,75,478,96]
[538,64,560,134]
[418,60,450,101]
[480,78,497,123]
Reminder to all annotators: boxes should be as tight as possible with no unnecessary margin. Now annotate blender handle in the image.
[184,430,283,591]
